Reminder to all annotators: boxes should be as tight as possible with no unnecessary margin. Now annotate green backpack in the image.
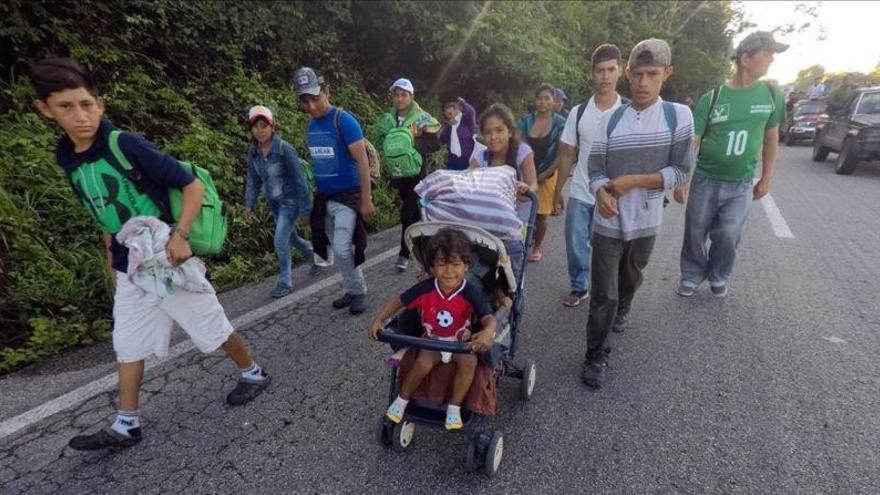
[299,159,317,197]
[381,118,422,179]
[108,130,228,255]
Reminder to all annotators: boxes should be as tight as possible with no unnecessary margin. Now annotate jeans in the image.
[585,234,656,359]
[270,201,314,289]
[564,197,595,292]
[325,200,366,295]
[679,174,753,288]
[392,176,422,259]
[503,239,525,286]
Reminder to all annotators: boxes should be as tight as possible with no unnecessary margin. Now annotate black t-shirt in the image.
[56,120,195,272]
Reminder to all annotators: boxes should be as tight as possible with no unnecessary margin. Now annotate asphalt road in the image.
[1,144,879,494]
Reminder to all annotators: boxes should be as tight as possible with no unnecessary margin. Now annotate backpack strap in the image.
[108,130,136,174]
[573,100,589,146]
[605,104,629,140]
[701,85,722,139]
[696,86,722,161]
[662,101,679,169]
[107,130,173,223]
[333,106,342,135]
[662,100,678,136]
[332,107,355,156]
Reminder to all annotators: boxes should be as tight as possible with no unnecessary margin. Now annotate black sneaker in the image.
[611,312,630,333]
[581,352,608,388]
[68,427,143,451]
[332,293,353,309]
[270,284,292,298]
[710,283,728,298]
[349,294,366,315]
[395,255,409,272]
[226,372,271,406]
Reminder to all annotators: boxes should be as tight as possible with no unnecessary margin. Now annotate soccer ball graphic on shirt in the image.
[436,310,454,328]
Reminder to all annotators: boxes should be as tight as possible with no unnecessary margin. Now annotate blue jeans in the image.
[270,201,314,289]
[325,200,366,295]
[564,197,595,292]
[679,174,753,288]
[503,239,525,286]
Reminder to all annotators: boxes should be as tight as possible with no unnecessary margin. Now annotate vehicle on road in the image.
[782,97,828,146]
[813,87,880,175]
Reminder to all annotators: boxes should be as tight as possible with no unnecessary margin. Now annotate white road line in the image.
[760,193,794,239]
[0,246,398,442]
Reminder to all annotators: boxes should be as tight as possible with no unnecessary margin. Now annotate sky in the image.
[737,1,880,84]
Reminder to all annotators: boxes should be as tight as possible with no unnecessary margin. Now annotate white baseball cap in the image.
[247,105,274,125]
[389,78,415,94]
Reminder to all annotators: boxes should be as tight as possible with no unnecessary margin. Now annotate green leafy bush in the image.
[0,0,738,373]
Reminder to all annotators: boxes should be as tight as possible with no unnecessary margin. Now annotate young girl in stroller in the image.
[367,228,497,430]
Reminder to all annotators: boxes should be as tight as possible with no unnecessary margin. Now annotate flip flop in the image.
[528,250,543,262]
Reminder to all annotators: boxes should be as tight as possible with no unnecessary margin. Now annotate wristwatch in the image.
[171,226,190,240]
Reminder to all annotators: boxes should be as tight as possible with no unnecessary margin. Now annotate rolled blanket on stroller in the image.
[415,167,523,242]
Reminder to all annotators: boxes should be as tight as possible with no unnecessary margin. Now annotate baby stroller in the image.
[376,190,538,476]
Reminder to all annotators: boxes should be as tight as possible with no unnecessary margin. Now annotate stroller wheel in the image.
[465,438,480,472]
[520,361,536,401]
[484,431,504,476]
[376,417,392,447]
[392,421,415,451]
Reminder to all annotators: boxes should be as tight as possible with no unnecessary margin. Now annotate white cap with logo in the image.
[389,78,415,94]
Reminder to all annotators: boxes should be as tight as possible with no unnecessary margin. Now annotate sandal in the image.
[528,249,543,262]
[445,412,464,430]
[386,402,405,424]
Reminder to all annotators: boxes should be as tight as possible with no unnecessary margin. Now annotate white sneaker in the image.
[395,256,409,272]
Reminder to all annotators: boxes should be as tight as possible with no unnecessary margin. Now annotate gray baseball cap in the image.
[553,87,568,102]
[627,38,672,68]
[293,67,322,96]
[733,31,789,60]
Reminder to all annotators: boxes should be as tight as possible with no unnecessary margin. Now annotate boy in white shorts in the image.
[32,58,270,451]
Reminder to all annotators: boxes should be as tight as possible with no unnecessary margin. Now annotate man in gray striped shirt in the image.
[582,39,695,388]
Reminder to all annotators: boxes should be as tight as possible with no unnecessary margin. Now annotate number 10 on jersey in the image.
[726,130,748,156]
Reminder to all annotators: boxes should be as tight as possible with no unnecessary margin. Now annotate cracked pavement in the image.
[1,146,879,494]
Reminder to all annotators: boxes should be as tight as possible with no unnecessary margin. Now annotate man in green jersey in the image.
[675,31,787,298]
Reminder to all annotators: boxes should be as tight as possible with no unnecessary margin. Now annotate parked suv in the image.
[813,87,880,175]
[782,98,828,146]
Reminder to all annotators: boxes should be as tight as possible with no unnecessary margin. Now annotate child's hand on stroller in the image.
[470,329,494,354]
[516,181,531,196]
[366,320,383,341]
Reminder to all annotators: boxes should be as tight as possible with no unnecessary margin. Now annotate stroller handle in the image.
[377,330,473,354]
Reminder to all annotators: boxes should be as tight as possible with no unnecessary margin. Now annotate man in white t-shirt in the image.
[549,44,626,308]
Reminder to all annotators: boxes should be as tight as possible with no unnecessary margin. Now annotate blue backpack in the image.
[606,100,678,139]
